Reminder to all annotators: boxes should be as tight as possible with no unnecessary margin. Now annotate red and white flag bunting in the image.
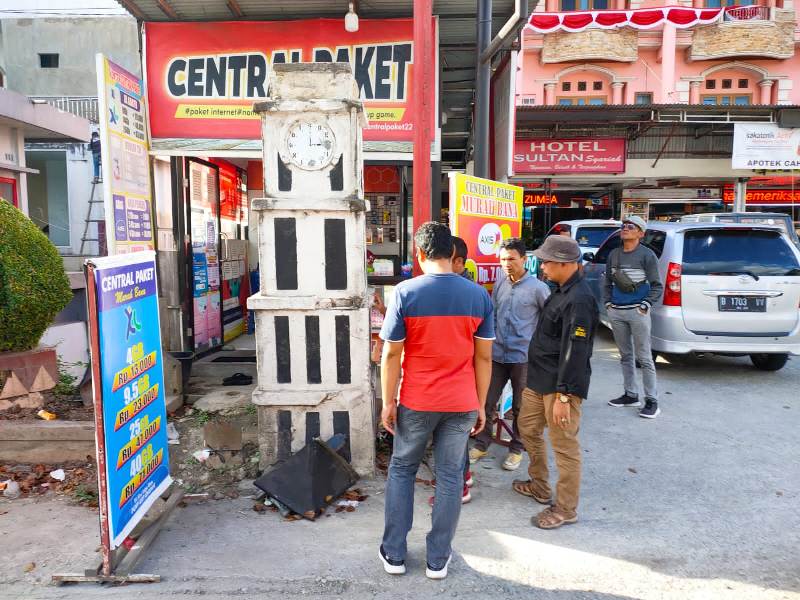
[526,6,725,33]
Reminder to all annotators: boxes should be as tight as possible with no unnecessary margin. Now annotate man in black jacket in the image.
[513,235,598,530]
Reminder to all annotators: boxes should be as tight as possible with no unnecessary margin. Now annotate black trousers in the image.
[474,361,527,454]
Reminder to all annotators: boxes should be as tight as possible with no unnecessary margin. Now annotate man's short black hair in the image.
[499,237,526,258]
[452,236,468,261]
[414,221,453,260]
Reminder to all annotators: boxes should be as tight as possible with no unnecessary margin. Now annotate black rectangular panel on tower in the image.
[305,315,322,384]
[277,410,292,460]
[332,411,351,463]
[274,217,298,290]
[305,411,321,445]
[324,219,348,290]
[334,315,351,384]
[274,316,292,383]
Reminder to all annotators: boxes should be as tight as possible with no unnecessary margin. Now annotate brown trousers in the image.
[517,387,582,515]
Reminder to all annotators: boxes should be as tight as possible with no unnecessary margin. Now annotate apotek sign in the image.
[732,123,800,169]
[144,19,436,144]
[513,138,626,174]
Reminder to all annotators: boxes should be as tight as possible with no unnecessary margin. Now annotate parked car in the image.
[545,219,621,258]
[582,221,800,371]
[681,212,800,249]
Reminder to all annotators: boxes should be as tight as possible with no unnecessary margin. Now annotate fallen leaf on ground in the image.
[24,563,35,573]
[628,467,638,474]
[776,491,784,497]
[252,503,267,513]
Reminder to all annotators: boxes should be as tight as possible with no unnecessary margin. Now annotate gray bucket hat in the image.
[533,235,582,263]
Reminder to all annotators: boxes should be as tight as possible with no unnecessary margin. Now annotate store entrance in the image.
[183,157,249,355]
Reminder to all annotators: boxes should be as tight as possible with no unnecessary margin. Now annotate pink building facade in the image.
[509,2,800,234]
[518,1,799,107]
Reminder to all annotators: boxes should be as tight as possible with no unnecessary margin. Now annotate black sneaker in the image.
[639,399,661,419]
[379,545,406,575]
[608,393,641,408]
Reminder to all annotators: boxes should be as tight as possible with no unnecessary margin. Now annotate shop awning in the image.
[526,6,724,34]
[0,88,90,142]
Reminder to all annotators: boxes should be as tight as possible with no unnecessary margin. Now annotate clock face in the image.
[284,121,336,170]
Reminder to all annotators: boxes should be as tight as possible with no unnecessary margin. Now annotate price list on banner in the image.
[87,251,172,551]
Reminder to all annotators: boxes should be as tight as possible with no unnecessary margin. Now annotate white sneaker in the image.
[379,546,406,575]
[502,452,523,471]
[426,555,452,580]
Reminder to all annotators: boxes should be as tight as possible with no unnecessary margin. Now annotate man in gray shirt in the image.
[471,238,550,470]
[603,216,664,418]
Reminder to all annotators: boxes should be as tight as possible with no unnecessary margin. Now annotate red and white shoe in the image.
[428,484,471,506]
[465,471,474,488]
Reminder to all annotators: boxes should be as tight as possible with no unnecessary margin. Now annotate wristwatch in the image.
[557,393,570,404]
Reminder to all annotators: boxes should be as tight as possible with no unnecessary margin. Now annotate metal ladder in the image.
[78,180,105,256]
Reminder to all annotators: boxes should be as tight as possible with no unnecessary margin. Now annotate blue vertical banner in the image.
[89,251,172,549]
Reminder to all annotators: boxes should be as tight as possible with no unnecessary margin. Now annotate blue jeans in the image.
[92,153,101,179]
[382,405,477,570]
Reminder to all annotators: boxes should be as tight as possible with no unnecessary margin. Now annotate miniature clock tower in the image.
[248,63,374,475]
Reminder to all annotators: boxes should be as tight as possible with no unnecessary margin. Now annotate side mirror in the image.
[582,252,595,262]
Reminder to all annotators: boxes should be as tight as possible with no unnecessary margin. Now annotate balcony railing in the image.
[724,5,771,22]
[29,96,99,123]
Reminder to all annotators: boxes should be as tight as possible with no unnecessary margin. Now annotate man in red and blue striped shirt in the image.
[378,222,493,580]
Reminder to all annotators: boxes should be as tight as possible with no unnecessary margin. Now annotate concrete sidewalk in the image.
[1,328,799,599]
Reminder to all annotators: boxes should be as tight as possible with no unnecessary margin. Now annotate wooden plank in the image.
[52,573,160,585]
[114,487,185,576]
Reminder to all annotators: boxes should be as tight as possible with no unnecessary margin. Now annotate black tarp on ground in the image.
[254,436,359,520]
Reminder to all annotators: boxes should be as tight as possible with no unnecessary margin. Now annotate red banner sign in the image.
[144,19,436,144]
[723,189,800,205]
[514,138,626,174]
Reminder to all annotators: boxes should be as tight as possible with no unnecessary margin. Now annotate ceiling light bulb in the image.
[345,2,359,32]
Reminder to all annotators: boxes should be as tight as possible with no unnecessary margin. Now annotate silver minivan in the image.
[583,222,800,371]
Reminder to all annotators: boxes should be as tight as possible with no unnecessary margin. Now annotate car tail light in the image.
[663,262,682,306]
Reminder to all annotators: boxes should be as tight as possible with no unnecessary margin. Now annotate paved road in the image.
[2,328,799,599]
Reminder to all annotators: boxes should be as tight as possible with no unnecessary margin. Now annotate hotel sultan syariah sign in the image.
[513,138,626,174]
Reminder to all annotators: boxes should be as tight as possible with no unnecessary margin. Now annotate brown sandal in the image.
[534,506,578,530]
[512,479,552,505]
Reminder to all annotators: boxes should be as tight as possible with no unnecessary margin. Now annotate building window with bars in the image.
[701,94,751,106]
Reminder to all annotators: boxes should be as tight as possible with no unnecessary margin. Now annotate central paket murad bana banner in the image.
[449,173,523,290]
[144,18,437,143]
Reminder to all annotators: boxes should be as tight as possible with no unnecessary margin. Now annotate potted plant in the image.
[0,200,72,410]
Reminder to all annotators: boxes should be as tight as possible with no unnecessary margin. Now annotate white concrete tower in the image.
[248,63,374,475]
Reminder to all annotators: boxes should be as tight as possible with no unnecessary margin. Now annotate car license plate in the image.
[718,296,766,312]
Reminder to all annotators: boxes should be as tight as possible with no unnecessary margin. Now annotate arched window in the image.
[700,67,763,106]
[556,70,613,105]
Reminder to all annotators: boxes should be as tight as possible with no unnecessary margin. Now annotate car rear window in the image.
[574,226,618,248]
[682,229,800,276]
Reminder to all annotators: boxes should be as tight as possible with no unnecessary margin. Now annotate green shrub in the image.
[0,200,72,352]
